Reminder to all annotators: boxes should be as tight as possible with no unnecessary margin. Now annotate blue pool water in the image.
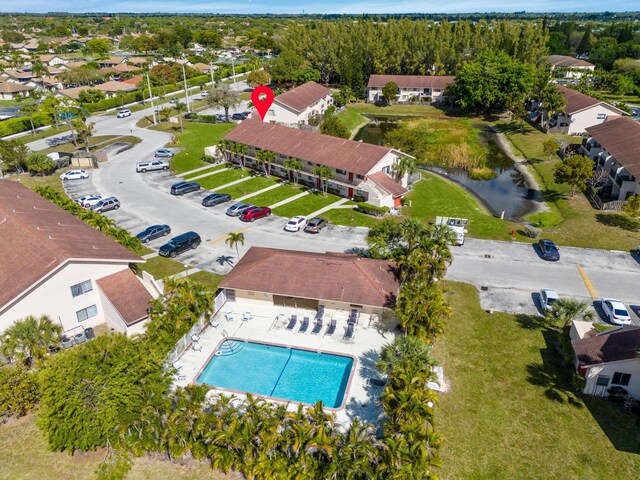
[197,340,354,408]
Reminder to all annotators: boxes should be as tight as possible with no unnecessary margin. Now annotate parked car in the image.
[76,194,102,208]
[89,196,120,213]
[201,91,209,98]
[158,231,201,258]
[136,224,171,243]
[601,298,632,325]
[226,202,255,216]
[136,160,169,173]
[170,181,201,195]
[155,148,174,158]
[537,239,560,261]
[169,98,178,104]
[184,112,197,120]
[285,215,308,232]
[231,112,250,121]
[304,217,329,234]
[539,289,559,312]
[202,193,232,207]
[116,109,132,118]
[60,169,89,181]
[240,207,271,222]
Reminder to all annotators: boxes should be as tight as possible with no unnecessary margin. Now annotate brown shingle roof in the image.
[0,82,34,93]
[572,326,640,366]
[64,61,87,69]
[368,171,407,197]
[558,86,624,116]
[225,119,393,176]
[97,269,152,326]
[123,75,143,85]
[0,181,142,311]
[274,81,331,113]
[219,247,399,308]
[545,55,595,68]
[367,74,455,90]
[3,69,35,80]
[586,117,640,178]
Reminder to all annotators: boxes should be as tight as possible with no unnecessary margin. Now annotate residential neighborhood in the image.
[0,8,639,480]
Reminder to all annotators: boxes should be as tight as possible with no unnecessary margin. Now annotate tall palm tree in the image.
[539,83,567,133]
[85,213,116,231]
[310,165,335,194]
[225,231,245,258]
[216,139,231,163]
[230,142,249,168]
[546,298,594,327]
[283,157,303,184]
[1,314,61,365]
[377,335,435,376]
[255,149,276,177]
[392,156,416,183]
[31,60,48,94]
[173,101,186,133]
[20,102,39,135]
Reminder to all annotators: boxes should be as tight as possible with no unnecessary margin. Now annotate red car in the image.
[240,207,271,222]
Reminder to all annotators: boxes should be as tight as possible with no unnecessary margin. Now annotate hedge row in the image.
[0,112,50,137]
[354,201,390,216]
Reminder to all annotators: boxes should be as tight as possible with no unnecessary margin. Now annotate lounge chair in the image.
[366,377,387,388]
[311,317,323,335]
[343,324,355,341]
[315,306,324,320]
[347,316,357,326]
[299,317,310,333]
[325,319,337,336]
[242,312,251,321]
[225,312,234,321]
[192,341,202,351]
[286,316,297,331]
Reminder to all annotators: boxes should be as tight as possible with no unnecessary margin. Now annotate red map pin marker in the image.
[251,85,274,121]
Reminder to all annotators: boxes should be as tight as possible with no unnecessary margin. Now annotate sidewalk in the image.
[269,190,309,209]
[306,198,351,218]
[236,183,281,202]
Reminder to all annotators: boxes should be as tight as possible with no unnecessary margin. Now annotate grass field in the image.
[140,255,188,279]
[185,271,225,292]
[404,171,522,240]
[9,172,66,195]
[272,191,342,218]
[321,207,380,228]
[434,282,640,479]
[198,168,247,190]
[242,183,305,206]
[223,175,278,199]
[0,415,236,480]
[345,102,441,116]
[337,107,369,137]
[182,164,227,179]
[498,122,640,250]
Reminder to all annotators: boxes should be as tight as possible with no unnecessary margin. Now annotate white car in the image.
[539,289,559,312]
[136,160,169,173]
[601,298,632,325]
[116,109,132,118]
[76,194,103,208]
[201,91,208,98]
[60,170,89,181]
[285,215,308,232]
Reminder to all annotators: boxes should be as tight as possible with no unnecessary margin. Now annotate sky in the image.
[1,1,638,14]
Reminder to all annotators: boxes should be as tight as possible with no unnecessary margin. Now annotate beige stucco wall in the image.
[583,359,640,398]
[563,105,623,135]
[0,261,131,335]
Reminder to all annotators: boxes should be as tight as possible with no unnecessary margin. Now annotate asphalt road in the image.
[53,93,640,324]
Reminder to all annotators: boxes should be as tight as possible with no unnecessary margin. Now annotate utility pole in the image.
[231,58,238,91]
[146,71,156,125]
[209,60,215,86]
[181,61,190,111]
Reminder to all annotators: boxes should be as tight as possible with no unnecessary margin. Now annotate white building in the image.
[0,181,158,337]
[224,119,412,208]
[531,86,626,135]
[545,55,595,80]
[366,75,455,104]
[0,82,35,100]
[582,116,640,201]
[266,81,333,126]
[571,321,640,398]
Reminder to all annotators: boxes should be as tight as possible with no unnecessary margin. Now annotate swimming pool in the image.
[197,339,355,408]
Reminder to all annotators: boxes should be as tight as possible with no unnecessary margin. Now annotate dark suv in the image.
[159,231,201,258]
[170,181,201,195]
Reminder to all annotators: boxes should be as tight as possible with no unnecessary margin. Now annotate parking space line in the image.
[577,266,598,299]
[210,226,251,245]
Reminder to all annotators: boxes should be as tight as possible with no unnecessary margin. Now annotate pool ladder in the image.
[215,339,245,357]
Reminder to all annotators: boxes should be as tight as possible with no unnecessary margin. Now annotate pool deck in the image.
[174,300,397,427]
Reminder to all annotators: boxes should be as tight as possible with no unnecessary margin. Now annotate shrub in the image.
[469,167,497,180]
[353,194,366,203]
[572,374,587,390]
[524,224,542,238]
[0,112,50,137]
[201,154,215,163]
[0,365,41,420]
[354,202,389,217]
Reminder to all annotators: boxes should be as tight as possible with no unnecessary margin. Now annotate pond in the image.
[354,116,536,220]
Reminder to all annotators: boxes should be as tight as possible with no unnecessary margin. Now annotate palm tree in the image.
[1,314,61,365]
[31,60,48,94]
[546,298,594,328]
[283,158,303,184]
[215,139,231,163]
[174,101,187,133]
[159,107,172,122]
[539,83,567,133]
[392,156,416,183]
[225,231,245,258]
[377,335,435,376]
[20,102,39,135]
[310,165,335,194]
[74,119,95,152]
[255,149,276,177]
[86,213,116,231]
[230,142,249,168]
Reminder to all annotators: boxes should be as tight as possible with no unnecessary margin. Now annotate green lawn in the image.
[498,122,640,250]
[594,90,640,105]
[140,255,188,280]
[434,282,640,479]
[404,171,522,240]
[186,271,225,292]
[337,107,369,137]
[321,207,380,228]
[152,121,235,174]
[223,175,279,199]
[272,191,342,218]
[0,415,232,480]
[241,182,306,205]
[198,168,248,190]
[9,172,66,195]
[182,164,227,179]
[40,135,140,156]
[345,102,441,116]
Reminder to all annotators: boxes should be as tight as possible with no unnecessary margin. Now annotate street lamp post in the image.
[146,72,157,125]
[181,62,190,112]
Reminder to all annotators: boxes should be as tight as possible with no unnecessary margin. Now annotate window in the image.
[76,305,98,322]
[596,113,606,120]
[382,166,391,174]
[612,372,631,386]
[268,109,275,116]
[70,280,92,297]
[336,169,347,175]
[356,174,364,180]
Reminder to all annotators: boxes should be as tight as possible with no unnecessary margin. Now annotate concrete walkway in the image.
[180,164,220,177]
[269,190,309,209]
[169,267,201,280]
[210,175,253,192]
[236,183,282,202]
[490,128,550,214]
[142,252,159,260]
[306,198,351,218]
[186,167,229,181]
